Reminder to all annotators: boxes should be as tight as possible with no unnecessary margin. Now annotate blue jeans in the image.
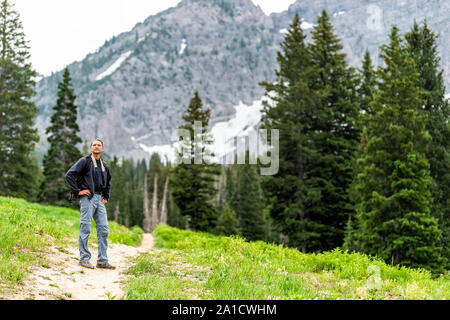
[79,194,109,264]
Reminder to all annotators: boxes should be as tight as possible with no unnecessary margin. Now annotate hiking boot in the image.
[96,262,116,270]
[79,261,95,269]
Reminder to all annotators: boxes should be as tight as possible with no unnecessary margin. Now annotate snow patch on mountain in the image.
[301,21,315,29]
[279,20,314,34]
[96,51,132,81]
[333,11,346,17]
[179,39,187,55]
[138,98,266,164]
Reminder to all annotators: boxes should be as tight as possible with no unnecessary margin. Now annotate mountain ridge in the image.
[33,0,450,162]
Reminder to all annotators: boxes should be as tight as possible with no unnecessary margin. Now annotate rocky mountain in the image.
[33,0,450,162]
[273,0,450,81]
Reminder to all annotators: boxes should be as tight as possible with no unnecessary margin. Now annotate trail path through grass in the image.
[1,234,154,300]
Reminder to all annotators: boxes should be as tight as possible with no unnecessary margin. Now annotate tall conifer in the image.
[306,10,361,251]
[0,0,40,200]
[40,67,82,206]
[405,20,450,268]
[352,26,445,273]
[260,13,319,252]
[231,152,266,241]
[170,91,220,232]
[358,49,376,116]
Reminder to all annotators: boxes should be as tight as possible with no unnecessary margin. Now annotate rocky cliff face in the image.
[33,0,449,161]
[34,0,282,160]
[273,0,450,80]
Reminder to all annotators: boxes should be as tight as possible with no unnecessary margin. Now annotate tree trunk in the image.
[159,176,169,224]
[143,175,151,232]
[114,201,120,224]
[150,173,159,232]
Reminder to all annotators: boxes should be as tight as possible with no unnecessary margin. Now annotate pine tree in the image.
[170,91,220,232]
[358,49,376,116]
[106,156,120,222]
[344,50,377,251]
[307,9,361,251]
[0,0,40,200]
[260,12,360,252]
[259,13,319,252]
[405,20,450,269]
[216,203,240,237]
[118,158,133,227]
[352,26,445,273]
[40,67,82,206]
[230,152,266,241]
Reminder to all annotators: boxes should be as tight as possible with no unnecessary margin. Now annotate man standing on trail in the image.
[65,138,116,270]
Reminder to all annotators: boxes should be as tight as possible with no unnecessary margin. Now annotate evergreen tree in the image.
[170,91,220,232]
[118,158,133,227]
[260,11,360,252]
[40,67,82,206]
[358,49,376,116]
[167,188,185,230]
[224,164,236,208]
[215,166,227,215]
[344,50,376,251]
[405,20,450,268]
[231,152,266,241]
[352,26,445,273]
[216,203,240,237]
[260,13,319,252]
[307,9,361,251]
[106,156,120,222]
[0,0,40,200]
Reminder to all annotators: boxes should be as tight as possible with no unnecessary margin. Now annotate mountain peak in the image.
[179,0,265,16]
[33,0,450,162]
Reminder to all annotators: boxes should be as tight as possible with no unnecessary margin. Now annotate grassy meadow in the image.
[0,196,142,289]
[0,196,448,300]
[125,225,449,300]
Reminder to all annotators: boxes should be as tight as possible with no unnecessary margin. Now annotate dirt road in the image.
[1,233,154,300]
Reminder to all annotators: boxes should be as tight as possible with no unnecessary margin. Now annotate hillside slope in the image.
[125,225,450,300]
[0,196,144,299]
[1,197,448,300]
[32,0,450,161]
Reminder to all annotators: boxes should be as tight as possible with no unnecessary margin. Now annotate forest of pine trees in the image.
[0,0,448,274]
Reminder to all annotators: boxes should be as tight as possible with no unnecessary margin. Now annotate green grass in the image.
[125,225,449,300]
[0,196,143,289]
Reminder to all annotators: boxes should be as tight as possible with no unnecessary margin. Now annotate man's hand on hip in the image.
[78,189,91,196]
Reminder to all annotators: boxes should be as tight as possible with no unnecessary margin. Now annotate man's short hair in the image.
[91,138,104,147]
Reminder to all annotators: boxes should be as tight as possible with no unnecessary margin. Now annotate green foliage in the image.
[228,155,267,241]
[170,91,220,232]
[352,26,446,274]
[124,225,449,300]
[260,11,360,252]
[0,0,40,201]
[358,49,376,117]
[0,196,142,287]
[405,20,450,268]
[216,203,239,237]
[40,67,82,207]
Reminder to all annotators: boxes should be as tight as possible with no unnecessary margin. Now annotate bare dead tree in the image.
[150,173,159,232]
[159,176,169,225]
[143,174,151,232]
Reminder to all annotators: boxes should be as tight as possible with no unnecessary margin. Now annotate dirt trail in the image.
[2,233,154,300]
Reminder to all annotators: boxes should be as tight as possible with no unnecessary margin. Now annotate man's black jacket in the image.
[65,154,112,201]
